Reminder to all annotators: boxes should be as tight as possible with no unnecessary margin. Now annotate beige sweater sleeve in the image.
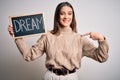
[82,37,109,63]
[15,35,46,61]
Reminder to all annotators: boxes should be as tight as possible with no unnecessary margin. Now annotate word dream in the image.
[11,13,45,38]
[13,16,43,33]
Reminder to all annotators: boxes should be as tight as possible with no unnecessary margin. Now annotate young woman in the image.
[8,2,109,80]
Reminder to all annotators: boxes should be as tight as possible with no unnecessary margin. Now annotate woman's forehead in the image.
[60,6,73,12]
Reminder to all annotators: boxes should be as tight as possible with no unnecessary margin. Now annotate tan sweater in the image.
[15,28,109,70]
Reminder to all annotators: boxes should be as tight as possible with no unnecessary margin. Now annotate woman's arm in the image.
[82,32,109,63]
[8,25,46,61]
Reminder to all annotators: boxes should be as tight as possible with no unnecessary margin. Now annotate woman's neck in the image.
[59,26,72,34]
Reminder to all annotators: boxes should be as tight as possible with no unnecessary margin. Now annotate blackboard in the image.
[10,13,46,38]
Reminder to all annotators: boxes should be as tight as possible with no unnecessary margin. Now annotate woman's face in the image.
[59,5,73,28]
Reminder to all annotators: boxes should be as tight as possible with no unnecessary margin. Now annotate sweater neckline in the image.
[59,27,72,34]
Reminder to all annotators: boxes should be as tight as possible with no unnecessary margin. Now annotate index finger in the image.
[82,32,91,36]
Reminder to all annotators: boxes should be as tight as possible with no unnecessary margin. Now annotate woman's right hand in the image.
[8,25,14,36]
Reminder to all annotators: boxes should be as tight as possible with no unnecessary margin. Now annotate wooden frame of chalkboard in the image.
[9,13,46,39]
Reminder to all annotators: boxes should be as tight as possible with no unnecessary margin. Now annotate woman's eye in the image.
[60,12,64,15]
[68,12,72,15]
[68,13,71,15]
[60,11,72,15]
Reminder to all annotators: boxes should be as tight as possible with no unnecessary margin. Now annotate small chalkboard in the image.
[10,13,46,38]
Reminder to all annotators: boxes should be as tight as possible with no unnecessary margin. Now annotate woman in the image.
[8,2,109,80]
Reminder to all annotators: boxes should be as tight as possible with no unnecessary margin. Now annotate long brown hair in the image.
[51,2,77,34]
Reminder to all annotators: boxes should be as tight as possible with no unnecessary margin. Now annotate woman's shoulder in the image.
[74,32,89,41]
[40,30,54,39]
[41,30,52,36]
[36,31,52,41]
[73,32,82,38]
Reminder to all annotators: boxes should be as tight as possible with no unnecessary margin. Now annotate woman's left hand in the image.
[82,32,105,41]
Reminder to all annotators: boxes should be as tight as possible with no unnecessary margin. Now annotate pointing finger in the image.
[82,32,91,36]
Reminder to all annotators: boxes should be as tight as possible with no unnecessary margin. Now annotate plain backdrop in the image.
[0,0,120,80]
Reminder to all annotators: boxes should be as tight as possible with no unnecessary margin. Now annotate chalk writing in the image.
[13,17,43,33]
[10,13,45,38]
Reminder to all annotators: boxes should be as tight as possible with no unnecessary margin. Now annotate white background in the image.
[0,0,120,80]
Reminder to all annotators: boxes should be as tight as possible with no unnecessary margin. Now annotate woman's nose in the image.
[64,14,68,18]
